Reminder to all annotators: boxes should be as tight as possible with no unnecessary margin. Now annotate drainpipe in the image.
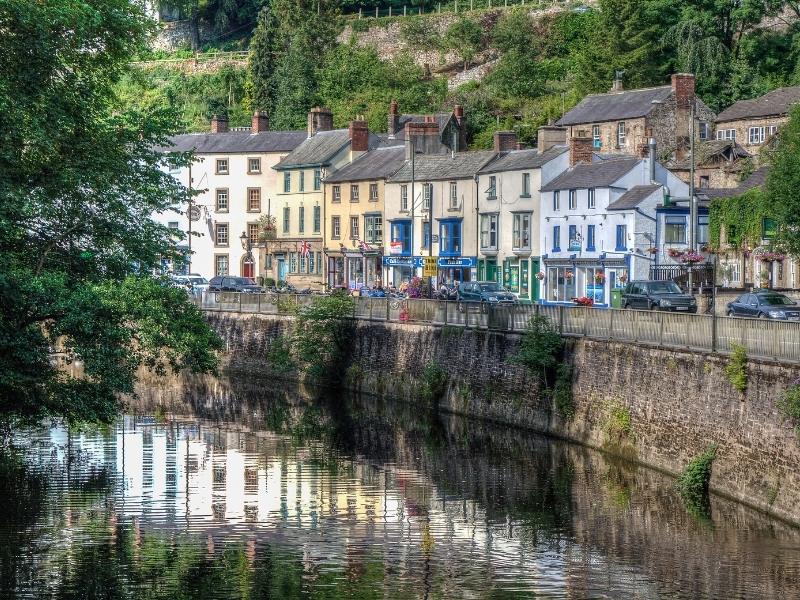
[475,174,480,281]
[648,137,657,183]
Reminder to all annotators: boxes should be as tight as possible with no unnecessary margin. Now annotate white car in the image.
[171,274,210,295]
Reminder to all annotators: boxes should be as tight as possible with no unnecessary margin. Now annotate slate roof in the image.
[478,146,568,174]
[391,113,453,139]
[702,166,769,199]
[387,151,498,183]
[607,184,662,210]
[540,157,640,191]
[324,145,406,183]
[716,86,800,122]
[164,130,307,154]
[273,130,354,170]
[557,86,674,126]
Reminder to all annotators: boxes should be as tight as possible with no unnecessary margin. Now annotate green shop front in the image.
[479,256,540,302]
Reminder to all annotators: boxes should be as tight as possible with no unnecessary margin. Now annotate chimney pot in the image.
[388,100,400,138]
[569,136,593,167]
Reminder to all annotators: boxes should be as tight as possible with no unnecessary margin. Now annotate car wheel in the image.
[758,312,767,319]
[726,310,734,317]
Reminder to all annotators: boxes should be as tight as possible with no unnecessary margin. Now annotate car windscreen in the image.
[479,283,504,293]
[188,277,208,284]
[759,295,795,306]
[230,277,254,285]
[647,282,682,294]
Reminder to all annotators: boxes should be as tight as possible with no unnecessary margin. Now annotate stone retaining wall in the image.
[206,311,800,525]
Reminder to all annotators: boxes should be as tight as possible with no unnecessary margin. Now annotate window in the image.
[592,125,601,148]
[716,129,736,141]
[308,252,315,274]
[423,221,431,249]
[763,217,777,239]
[568,225,579,250]
[289,252,297,273]
[317,252,322,273]
[615,224,627,251]
[283,172,290,193]
[522,173,531,196]
[439,220,462,256]
[298,206,305,234]
[586,224,596,251]
[617,122,626,147]
[369,183,378,202]
[215,255,229,276]
[588,188,595,209]
[768,125,779,137]
[487,176,497,199]
[749,126,766,145]
[313,206,321,233]
[512,213,531,250]
[282,206,290,233]
[168,221,179,229]
[248,223,259,244]
[552,225,561,252]
[391,220,411,255]
[299,171,305,192]
[449,182,458,209]
[247,188,261,212]
[299,254,306,273]
[400,185,408,211]
[215,188,229,212]
[699,175,709,188]
[215,223,229,246]
[553,190,560,211]
[664,216,687,244]
[248,157,261,173]
[216,158,228,175]
[167,159,181,174]
[480,214,498,249]
[350,216,359,239]
[332,185,341,203]
[313,168,321,190]
[350,184,359,203]
[423,183,432,210]
[699,122,710,141]
[697,215,709,244]
[568,189,576,210]
[365,215,383,244]
[332,216,341,239]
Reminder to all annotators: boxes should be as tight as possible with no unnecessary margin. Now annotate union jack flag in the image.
[358,240,373,252]
[300,240,311,258]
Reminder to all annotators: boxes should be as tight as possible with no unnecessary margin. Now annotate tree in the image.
[444,17,484,72]
[0,0,222,429]
[249,5,280,115]
[765,104,800,256]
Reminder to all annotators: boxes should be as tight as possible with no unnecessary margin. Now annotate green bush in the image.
[266,335,295,374]
[419,362,448,405]
[776,381,800,432]
[677,443,718,516]
[604,401,633,445]
[264,277,276,288]
[552,364,574,418]
[350,18,371,33]
[726,344,748,393]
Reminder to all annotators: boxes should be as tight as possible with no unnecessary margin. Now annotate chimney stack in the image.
[537,125,567,153]
[251,111,269,133]
[515,141,527,150]
[453,104,466,151]
[307,106,333,138]
[210,114,229,134]
[671,73,695,109]
[405,120,439,159]
[388,100,400,138]
[493,131,518,152]
[648,138,657,183]
[569,136,593,166]
[610,73,624,93]
[349,118,369,156]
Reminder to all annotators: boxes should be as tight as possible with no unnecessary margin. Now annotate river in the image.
[2,375,799,599]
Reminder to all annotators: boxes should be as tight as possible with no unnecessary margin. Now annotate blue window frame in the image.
[615,224,627,251]
[552,225,561,252]
[423,221,431,250]
[586,225,596,251]
[568,225,579,251]
[390,220,411,256]
[439,219,462,256]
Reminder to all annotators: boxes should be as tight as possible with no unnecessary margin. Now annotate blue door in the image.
[278,258,287,282]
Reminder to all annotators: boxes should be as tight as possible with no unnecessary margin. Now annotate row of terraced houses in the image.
[156,73,800,304]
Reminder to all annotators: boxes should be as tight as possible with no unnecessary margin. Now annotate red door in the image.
[242,260,254,278]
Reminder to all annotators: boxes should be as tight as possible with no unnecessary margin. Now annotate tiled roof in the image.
[164,130,307,154]
[324,145,406,183]
[273,130,353,170]
[540,157,640,191]
[607,184,662,210]
[387,151,498,183]
[716,87,800,122]
[478,146,568,174]
[557,86,673,126]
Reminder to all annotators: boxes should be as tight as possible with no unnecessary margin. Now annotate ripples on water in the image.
[2,377,800,599]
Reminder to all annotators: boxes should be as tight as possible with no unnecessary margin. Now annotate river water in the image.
[2,376,800,599]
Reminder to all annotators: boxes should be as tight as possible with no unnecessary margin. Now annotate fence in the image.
[195,293,800,364]
[650,264,715,289]
[344,0,575,20]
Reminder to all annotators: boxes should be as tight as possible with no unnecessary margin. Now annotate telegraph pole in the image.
[187,161,193,274]
[688,102,696,291]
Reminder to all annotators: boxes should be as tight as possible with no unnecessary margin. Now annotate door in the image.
[242,259,254,279]
[277,258,287,282]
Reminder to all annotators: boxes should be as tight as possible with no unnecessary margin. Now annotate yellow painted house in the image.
[323,145,405,290]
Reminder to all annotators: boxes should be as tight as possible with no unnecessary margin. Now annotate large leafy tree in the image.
[0,0,222,429]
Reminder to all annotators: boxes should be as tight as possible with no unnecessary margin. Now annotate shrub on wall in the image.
[777,379,800,433]
[725,344,748,393]
[677,443,718,517]
[419,362,448,405]
[266,335,295,374]
[552,364,574,418]
[604,400,633,446]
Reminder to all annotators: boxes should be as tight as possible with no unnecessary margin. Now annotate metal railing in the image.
[195,293,800,364]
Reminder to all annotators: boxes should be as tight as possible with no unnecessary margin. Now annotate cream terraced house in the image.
[157,112,306,280]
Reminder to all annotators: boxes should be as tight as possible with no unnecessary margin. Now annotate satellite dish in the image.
[189,206,201,221]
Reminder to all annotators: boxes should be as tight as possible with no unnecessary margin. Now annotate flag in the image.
[300,240,311,258]
[359,240,373,252]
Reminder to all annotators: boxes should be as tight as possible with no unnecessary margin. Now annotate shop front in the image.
[542,259,628,305]
[437,257,477,285]
[383,256,419,287]
[502,257,538,302]
[328,251,383,290]
[477,257,500,282]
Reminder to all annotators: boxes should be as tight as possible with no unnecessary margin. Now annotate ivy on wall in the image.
[709,187,774,250]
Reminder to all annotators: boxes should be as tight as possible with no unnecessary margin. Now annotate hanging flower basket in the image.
[594,272,606,284]
[680,251,705,264]
[619,273,628,283]
[574,296,594,307]
[535,271,545,281]
[564,270,574,281]
[668,248,685,259]
[755,248,786,262]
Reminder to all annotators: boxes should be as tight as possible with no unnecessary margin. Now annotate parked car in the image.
[171,274,209,294]
[207,276,264,293]
[622,280,697,312]
[457,281,517,312]
[726,291,800,320]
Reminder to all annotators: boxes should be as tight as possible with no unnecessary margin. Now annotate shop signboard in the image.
[568,237,582,252]
[437,257,477,268]
[389,241,403,255]
[423,257,438,277]
[383,256,414,267]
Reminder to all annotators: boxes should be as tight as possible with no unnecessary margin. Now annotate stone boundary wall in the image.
[206,311,800,525]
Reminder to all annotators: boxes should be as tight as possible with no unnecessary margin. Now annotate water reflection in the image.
[3,376,800,599]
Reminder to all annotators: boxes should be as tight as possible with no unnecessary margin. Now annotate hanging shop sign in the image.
[437,257,477,268]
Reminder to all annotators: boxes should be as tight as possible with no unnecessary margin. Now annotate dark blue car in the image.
[457,281,517,312]
[726,291,800,320]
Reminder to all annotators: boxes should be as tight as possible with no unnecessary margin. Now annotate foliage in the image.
[766,104,800,257]
[0,0,222,429]
[266,335,296,374]
[725,344,748,394]
[418,362,448,405]
[677,443,718,517]
[249,5,280,115]
[444,17,484,71]
[511,314,563,385]
[292,294,356,383]
[776,379,800,433]
[709,187,775,250]
[400,16,441,51]
[552,364,574,418]
[604,400,633,445]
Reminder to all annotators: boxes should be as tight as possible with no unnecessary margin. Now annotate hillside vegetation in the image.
[121,0,800,147]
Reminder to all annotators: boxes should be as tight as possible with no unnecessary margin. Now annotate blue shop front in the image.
[437,256,477,284]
